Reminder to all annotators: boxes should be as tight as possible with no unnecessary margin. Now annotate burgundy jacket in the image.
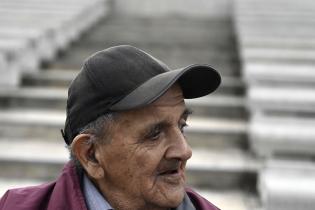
[0,161,220,210]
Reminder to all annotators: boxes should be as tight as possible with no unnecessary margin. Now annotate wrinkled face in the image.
[95,85,192,209]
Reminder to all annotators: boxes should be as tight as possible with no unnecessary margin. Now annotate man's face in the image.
[94,85,192,209]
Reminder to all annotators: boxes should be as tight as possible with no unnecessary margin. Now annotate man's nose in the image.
[165,129,192,161]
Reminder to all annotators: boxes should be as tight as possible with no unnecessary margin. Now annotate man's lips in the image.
[157,168,185,185]
[156,162,185,178]
[158,168,180,176]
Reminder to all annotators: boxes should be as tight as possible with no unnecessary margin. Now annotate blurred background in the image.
[0,0,315,209]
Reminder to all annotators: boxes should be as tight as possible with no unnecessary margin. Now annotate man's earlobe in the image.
[71,134,104,179]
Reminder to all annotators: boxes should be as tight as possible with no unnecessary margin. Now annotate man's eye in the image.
[151,129,161,140]
[180,122,188,133]
[147,126,162,141]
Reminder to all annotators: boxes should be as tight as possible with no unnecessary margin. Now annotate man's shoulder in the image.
[185,188,220,210]
[0,182,56,210]
[0,161,87,210]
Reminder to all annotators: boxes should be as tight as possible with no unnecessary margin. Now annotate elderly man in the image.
[0,45,221,210]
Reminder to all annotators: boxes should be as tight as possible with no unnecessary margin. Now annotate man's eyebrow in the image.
[142,108,192,132]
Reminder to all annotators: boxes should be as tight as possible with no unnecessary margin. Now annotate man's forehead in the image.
[117,84,185,123]
[151,84,184,107]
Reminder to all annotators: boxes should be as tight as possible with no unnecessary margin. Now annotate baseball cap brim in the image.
[110,64,221,111]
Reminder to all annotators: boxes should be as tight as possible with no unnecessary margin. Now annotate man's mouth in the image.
[157,163,185,180]
[156,161,187,184]
[158,168,180,176]
[157,166,185,185]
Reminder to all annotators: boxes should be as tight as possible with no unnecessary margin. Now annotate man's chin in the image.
[164,190,185,208]
[153,182,186,208]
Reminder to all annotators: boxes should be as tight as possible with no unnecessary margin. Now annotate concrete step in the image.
[98,16,233,30]
[0,28,56,62]
[236,5,315,13]
[237,20,315,31]
[235,0,315,9]
[0,0,108,87]
[196,188,261,210]
[0,38,39,73]
[186,117,248,149]
[0,0,103,10]
[0,0,106,31]
[81,16,234,47]
[249,114,315,157]
[237,6,315,19]
[0,109,248,148]
[0,53,20,87]
[22,70,244,95]
[247,85,315,114]
[0,138,256,189]
[243,62,315,85]
[236,0,315,6]
[236,14,315,24]
[238,32,315,43]
[0,139,67,181]
[0,17,72,52]
[236,16,315,28]
[0,109,64,140]
[187,95,247,119]
[187,148,260,189]
[218,76,245,95]
[50,46,240,75]
[239,36,315,49]
[237,26,315,38]
[0,87,67,109]
[240,47,315,63]
[0,87,246,118]
[22,69,78,87]
[259,158,315,210]
[0,22,69,58]
[83,26,234,49]
[234,0,315,18]
[48,15,240,75]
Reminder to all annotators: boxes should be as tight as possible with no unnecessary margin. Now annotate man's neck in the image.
[99,188,170,210]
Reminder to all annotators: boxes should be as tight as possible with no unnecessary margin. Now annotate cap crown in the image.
[63,45,170,144]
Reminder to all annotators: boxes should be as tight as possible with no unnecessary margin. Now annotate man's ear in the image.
[71,134,104,179]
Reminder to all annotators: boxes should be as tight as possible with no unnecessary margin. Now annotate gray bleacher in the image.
[234,0,315,209]
[3,0,314,209]
[0,1,262,209]
[250,114,315,157]
[259,159,315,210]
[0,0,108,87]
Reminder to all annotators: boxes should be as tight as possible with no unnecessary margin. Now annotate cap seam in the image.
[84,60,108,90]
[65,62,104,143]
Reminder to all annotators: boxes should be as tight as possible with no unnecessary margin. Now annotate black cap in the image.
[62,45,221,145]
